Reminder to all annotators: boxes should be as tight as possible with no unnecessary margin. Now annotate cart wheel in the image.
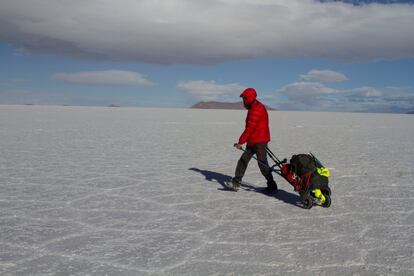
[302,193,313,209]
[321,194,331,208]
[323,187,332,196]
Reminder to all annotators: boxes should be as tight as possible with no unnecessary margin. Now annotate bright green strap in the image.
[317,167,330,177]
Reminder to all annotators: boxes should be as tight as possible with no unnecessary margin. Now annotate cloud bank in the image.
[177,80,244,100]
[1,0,414,64]
[300,70,348,83]
[52,70,154,86]
[275,70,413,112]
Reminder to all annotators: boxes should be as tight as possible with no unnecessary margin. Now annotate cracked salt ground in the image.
[0,105,413,275]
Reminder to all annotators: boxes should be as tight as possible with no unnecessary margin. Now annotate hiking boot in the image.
[267,180,278,190]
[263,180,278,194]
[224,177,240,191]
[260,186,277,194]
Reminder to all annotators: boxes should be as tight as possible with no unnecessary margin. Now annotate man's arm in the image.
[237,107,263,146]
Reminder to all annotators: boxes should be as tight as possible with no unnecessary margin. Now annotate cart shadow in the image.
[189,167,302,208]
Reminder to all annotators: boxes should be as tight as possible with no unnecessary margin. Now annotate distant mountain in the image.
[407,111,414,114]
[191,101,276,110]
[319,0,414,5]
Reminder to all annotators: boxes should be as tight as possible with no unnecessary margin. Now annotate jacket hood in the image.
[240,88,257,107]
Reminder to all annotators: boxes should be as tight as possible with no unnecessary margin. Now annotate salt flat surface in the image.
[0,105,413,275]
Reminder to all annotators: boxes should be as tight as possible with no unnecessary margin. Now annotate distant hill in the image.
[319,0,410,5]
[191,101,276,110]
[407,111,414,114]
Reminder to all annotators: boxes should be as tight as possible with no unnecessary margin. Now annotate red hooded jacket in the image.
[238,88,271,146]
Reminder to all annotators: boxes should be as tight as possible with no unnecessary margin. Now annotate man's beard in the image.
[244,101,252,109]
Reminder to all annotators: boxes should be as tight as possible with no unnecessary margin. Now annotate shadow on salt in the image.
[189,168,302,208]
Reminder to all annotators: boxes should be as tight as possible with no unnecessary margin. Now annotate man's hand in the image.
[233,143,243,150]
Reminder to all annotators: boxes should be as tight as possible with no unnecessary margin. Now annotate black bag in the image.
[290,154,329,190]
[310,172,329,189]
[290,154,316,176]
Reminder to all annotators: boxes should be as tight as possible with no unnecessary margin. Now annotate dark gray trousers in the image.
[234,142,276,187]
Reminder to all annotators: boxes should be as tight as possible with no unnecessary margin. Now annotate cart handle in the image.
[238,147,280,172]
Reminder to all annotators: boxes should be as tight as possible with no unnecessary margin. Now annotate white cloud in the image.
[274,79,414,112]
[13,47,29,57]
[344,86,383,98]
[0,0,413,64]
[279,82,338,97]
[300,70,348,83]
[273,69,409,112]
[52,70,154,86]
[177,80,244,100]
[276,81,339,109]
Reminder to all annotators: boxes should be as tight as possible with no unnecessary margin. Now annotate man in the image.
[226,88,278,193]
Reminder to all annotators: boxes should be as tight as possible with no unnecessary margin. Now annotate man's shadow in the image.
[189,168,302,208]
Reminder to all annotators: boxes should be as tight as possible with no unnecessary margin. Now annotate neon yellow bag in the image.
[317,167,330,177]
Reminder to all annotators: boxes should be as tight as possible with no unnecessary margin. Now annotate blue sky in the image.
[1,0,414,112]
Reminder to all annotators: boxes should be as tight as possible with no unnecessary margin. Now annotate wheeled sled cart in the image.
[266,147,332,209]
